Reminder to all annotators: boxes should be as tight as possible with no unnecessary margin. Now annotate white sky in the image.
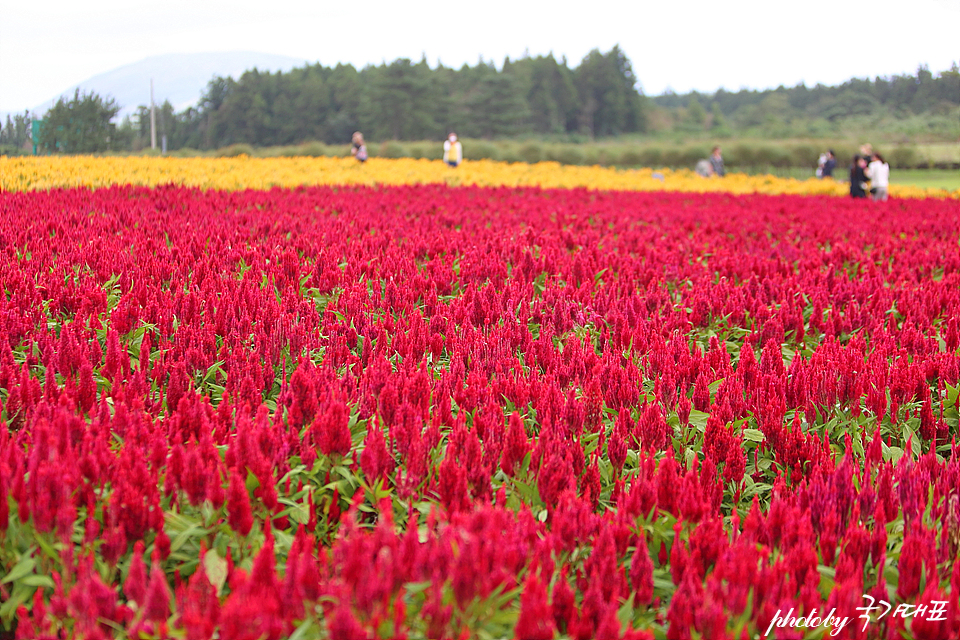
[2,0,958,113]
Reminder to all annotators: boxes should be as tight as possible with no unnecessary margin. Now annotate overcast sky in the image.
[2,0,958,114]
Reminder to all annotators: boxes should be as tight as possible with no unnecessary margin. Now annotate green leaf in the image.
[404,580,432,596]
[202,359,225,383]
[1,556,35,584]
[687,409,709,432]
[170,525,207,555]
[883,443,904,464]
[245,469,261,492]
[204,549,228,596]
[289,620,318,640]
[20,575,54,588]
[617,593,636,627]
[0,582,34,622]
[684,447,697,470]
[742,429,765,443]
[945,384,959,409]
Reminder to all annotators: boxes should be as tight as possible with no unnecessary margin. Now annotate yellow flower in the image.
[1,156,955,199]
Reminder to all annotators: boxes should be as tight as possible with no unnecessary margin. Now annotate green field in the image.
[892,169,960,192]
[736,167,960,192]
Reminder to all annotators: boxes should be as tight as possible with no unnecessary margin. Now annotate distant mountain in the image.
[29,52,309,120]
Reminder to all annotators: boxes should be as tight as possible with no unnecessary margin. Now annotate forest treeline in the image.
[1,49,957,155]
[162,46,645,149]
[650,63,959,139]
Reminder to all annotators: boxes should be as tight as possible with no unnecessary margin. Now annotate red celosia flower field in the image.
[1,184,959,639]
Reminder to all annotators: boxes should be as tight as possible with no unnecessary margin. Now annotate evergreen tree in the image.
[0,112,32,149]
[684,97,706,131]
[522,54,579,134]
[37,90,120,153]
[365,58,442,140]
[467,73,531,139]
[574,46,645,137]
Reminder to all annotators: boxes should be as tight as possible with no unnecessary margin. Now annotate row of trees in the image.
[1,48,646,153]
[653,63,960,136]
[162,47,646,150]
[2,57,957,155]
[0,91,121,154]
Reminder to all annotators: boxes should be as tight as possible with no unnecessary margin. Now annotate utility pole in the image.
[150,79,157,150]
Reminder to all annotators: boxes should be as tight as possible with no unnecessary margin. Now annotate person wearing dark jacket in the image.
[849,154,868,198]
[821,150,837,178]
[709,146,725,177]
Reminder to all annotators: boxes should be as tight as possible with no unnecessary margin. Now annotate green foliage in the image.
[680,97,706,132]
[217,143,255,157]
[517,142,543,164]
[891,168,960,191]
[650,63,960,142]
[0,144,29,157]
[296,142,334,158]
[887,145,919,169]
[102,48,647,153]
[36,90,121,154]
[463,140,499,162]
[405,141,444,160]
[377,140,408,159]
[465,73,532,139]
[575,46,648,138]
[0,112,32,151]
[547,144,585,165]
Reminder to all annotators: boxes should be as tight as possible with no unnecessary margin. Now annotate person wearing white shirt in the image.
[868,153,890,201]
[443,133,462,168]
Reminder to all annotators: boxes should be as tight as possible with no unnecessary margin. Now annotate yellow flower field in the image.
[1,155,954,198]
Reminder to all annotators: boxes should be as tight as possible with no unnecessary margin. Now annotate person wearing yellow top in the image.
[443,133,462,167]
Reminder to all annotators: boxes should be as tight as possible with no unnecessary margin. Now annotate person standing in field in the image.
[709,146,725,177]
[443,133,462,168]
[351,132,368,163]
[868,152,889,201]
[820,150,837,178]
[849,154,868,198]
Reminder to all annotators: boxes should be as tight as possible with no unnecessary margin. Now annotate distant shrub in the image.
[218,144,255,157]
[407,142,443,161]
[756,145,792,168]
[579,146,601,166]
[377,141,408,158]
[404,142,425,159]
[548,145,584,165]
[298,142,329,157]
[832,145,857,167]
[0,144,29,157]
[727,144,760,168]
[791,143,820,168]
[617,148,644,167]
[171,147,203,158]
[464,140,499,161]
[265,145,300,158]
[497,144,522,164]
[518,143,544,164]
[680,146,708,167]
[329,144,352,158]
[638,147,663,167]
[597,148,622,166]
[660,148,684,168]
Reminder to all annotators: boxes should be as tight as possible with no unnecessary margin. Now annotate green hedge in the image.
[76,138,950,172]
